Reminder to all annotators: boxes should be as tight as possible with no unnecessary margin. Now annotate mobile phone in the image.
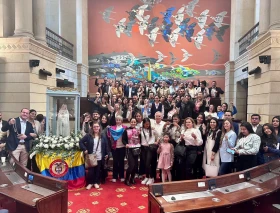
[226,148,235,155]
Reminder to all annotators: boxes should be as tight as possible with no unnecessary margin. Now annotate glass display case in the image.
[46,88,80,136]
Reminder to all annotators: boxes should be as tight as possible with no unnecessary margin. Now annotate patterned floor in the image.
[68,178,148,213]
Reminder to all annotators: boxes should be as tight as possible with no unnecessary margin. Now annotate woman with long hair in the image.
[79,122,108,190]
[140,118,159,185]
[107,116,127,182]
[135,112,143,129]
[193,113,207,179]
[219,119,237,175]
[257,123,279,165]
[162,114,181,147]
[123,118,141,186]
[272,116,280,142]
[202,118,222,177]
[232,122,261,171]
[204,104,218,119]
[180,117,203,180]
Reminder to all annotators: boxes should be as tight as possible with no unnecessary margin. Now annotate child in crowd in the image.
[157,134,174,182]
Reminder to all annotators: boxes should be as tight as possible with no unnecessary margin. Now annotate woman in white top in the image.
[202,118,222,177]
[140,118,159,186]
[180,117,203,179]
[219,119,237,175]
[204,104,218,119]
[232,122,261,171]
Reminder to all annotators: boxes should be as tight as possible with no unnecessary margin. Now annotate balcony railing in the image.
[238,22,259,56]
[46,27,74,60]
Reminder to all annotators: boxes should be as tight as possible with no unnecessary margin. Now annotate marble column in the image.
[270,0,280,30]
[33,0,47,44]
[14,0,33,37]
[259,0,271,35]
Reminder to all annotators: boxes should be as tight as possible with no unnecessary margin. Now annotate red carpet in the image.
[68,177,148,213]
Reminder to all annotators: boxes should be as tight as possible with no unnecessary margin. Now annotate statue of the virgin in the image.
[56,104,70,137]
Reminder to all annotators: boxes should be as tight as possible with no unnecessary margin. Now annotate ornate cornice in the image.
[0,37,57,62]
[247,30,280,59]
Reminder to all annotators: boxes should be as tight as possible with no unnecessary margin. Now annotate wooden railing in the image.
[238,22,259,56]
[46,27,74,60]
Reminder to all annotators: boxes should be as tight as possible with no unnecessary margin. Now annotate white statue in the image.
[56,104,70,137]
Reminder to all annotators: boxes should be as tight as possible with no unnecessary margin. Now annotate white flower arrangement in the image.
[29,131,83,160]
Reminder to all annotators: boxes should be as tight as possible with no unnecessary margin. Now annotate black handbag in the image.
[174,143,186,159]
[149,144,158,151]
[132,148,141,156]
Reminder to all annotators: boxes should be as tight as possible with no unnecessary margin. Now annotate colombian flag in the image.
[36,151,86,190]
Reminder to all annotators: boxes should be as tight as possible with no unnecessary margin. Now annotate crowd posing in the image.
[79,77,280,190]
[0,77,280,191]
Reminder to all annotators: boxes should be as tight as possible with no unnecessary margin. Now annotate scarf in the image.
[109,127,125,141]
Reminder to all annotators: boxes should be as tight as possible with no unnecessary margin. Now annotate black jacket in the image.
[2,117,34,152]
[209,87,224,98]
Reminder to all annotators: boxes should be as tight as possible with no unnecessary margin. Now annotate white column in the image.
[33,0,47,44]
[45,0,61,35]
[259,0,270,35]
[270,0,280,29]
[76,0,82,63]
[14,0,33,37]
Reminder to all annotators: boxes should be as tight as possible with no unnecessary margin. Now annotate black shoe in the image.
[125,180,132,186]
[130,178,135,185]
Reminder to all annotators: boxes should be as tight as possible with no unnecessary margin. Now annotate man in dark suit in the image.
[1,108,34,167]
[0,112,8,158]
[124,81,137,98]
[251,114,262,136]
[209,81,224,98]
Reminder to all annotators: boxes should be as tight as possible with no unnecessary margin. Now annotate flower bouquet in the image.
[29,132,83,160]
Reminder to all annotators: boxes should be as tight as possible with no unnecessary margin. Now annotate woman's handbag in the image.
[132,148,141,156]
[174,143,186,159]
[204,164,219,177]
[149,144,158,151]
[85,139,100,169]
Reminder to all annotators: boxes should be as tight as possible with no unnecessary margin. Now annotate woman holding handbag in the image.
[79,122,108,190]
[123,118,141,186]
[202,117,222,177]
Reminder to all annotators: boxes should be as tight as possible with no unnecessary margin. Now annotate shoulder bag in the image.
[85,138,100,169]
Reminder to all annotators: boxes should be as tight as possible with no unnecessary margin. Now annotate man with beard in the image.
[92,110,101,123]
[176,94,195,120]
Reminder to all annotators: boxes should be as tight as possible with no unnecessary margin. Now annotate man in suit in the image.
[251,114,262,136]
[124,81,137,98]
[1,108,34,167]
[0,112,8,158]
[209,81,224,98]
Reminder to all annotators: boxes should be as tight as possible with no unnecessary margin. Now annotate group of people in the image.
[79,77,280,190]
[1,77,280,192]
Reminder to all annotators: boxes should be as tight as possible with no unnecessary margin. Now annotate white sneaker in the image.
[120,178,125,182]
[111,179,117,183]
[135,174,139,178]
[146,178,154,185]
[141,177,149,185]
[86,184,93,190]
[94,184,100,189]
[138,175,143,179]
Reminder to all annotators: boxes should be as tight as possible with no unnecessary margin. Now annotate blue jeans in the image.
[218,162,233,176]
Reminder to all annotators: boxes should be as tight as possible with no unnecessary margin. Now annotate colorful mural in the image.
[88,0,231,89]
